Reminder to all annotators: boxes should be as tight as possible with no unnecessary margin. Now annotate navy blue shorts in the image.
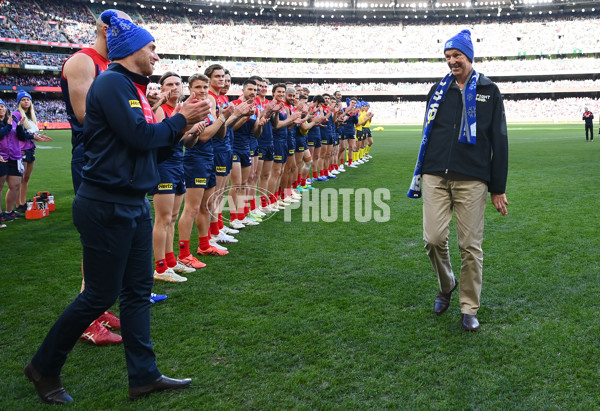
[232,149,252,167]
[249,139,259,158]
[0,159,22,177]
[321,132,333,146]
[295,136,307,153]
[257,145,274,161]
[341,133,355,141]
[184,157,216,189]
[363,127,372,138]
[287,137,296,156]
[149,164,186,195]
[308,134,322,148]
[332,134,340,146]
[273,140,287,164]
[22,148,35,163]
[214,150,232,176]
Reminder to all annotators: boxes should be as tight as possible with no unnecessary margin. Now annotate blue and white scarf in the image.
[407,70,479,198]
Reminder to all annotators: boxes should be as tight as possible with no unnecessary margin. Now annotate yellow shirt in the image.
[356,111,368,131]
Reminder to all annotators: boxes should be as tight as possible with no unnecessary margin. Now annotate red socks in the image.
[199,235,211,251]
[165,252,177,268]
[155,259,167,274]
[218,213,224,229]
[210,221,220,236]
[179,240,190,259]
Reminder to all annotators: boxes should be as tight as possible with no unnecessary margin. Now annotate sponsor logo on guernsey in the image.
[129,100,141,108]
[215,166,227,173]
[158,183,173,190]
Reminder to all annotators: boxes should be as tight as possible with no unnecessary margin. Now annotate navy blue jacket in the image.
[78,63,187,205]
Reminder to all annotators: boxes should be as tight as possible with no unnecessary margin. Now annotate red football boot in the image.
[97,311,121,330]
[79,320,122,346]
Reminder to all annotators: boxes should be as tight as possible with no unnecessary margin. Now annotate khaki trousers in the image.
[422,174,487,315]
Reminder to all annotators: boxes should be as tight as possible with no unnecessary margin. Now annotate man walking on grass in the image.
[407,29,509,331]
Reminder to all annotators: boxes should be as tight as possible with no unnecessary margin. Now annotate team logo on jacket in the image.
[129,100,141,108]
[476,94,490,102]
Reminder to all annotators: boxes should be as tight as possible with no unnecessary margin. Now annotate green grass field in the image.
[1,124,599,409]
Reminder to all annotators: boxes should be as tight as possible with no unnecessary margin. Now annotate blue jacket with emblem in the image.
[78,63,187,205]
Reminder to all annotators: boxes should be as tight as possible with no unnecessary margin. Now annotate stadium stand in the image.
[0,0,598,124]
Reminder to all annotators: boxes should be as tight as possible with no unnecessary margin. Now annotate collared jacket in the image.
[421,73,508,194]
[0,114,33,161]
[78,63,187,205]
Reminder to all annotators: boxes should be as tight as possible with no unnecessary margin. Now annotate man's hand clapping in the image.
[180,92,211,125]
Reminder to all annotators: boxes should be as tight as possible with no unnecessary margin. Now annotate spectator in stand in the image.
[15,91,52,214]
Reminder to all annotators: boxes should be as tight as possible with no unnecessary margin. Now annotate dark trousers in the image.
[585,125,593,141]
[31,195,161,388]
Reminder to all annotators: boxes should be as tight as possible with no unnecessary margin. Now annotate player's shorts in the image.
[214,150,233,176]
[22,148,35,163]
[273,140,288,163]
[356,130,364,141]
[148,164,186,195]
[307,134,322,148]
[287,137,296,156]
[341,133,354,141]
[332,133,340,146]
[363,127,372,138]
[0,159,22,177]
[321,132,333,146]
[295,136,308,153]
[249,138,259,158]
[257,145,274,161]
[232,149,252,167]
[184,157,216,189]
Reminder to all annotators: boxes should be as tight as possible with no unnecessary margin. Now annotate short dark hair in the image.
[188,73,209,88]
[299,94,308,101]
[248,75,265,83]
[242,79,257,88]
[272,83,286,94]
[204,64,224,79]
[313,95,325,104]
[159,71,180,86]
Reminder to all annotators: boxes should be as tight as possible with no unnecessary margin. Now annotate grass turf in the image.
[1,124,599,409]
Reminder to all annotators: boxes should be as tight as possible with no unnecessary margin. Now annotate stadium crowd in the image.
[0,0,599,58]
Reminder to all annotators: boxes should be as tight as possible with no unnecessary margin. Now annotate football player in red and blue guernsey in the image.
[178,73,238,258]
[267,84,301,210]
[229,80,264,229]
[149,72,199,281]
[254,78,281,214]
[281,88,303,203]
[210,69,243,240]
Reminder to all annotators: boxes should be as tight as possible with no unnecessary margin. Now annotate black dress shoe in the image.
[129,375,192,400]
[433,278,458,315]
[461,314,480,331]
[24,362,73,405]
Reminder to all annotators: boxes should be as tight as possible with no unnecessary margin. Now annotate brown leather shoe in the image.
[24,362,73,405]
[433,278,458,315]
[461,314,480,331]
[129,375,192,400]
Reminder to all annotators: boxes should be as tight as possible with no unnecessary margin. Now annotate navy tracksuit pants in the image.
[31,195,161,388]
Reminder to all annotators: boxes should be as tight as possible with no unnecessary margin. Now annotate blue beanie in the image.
[17,90,32,104]
[100,10,155,61]
[0,98,5,107]
[444,29,474,62]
